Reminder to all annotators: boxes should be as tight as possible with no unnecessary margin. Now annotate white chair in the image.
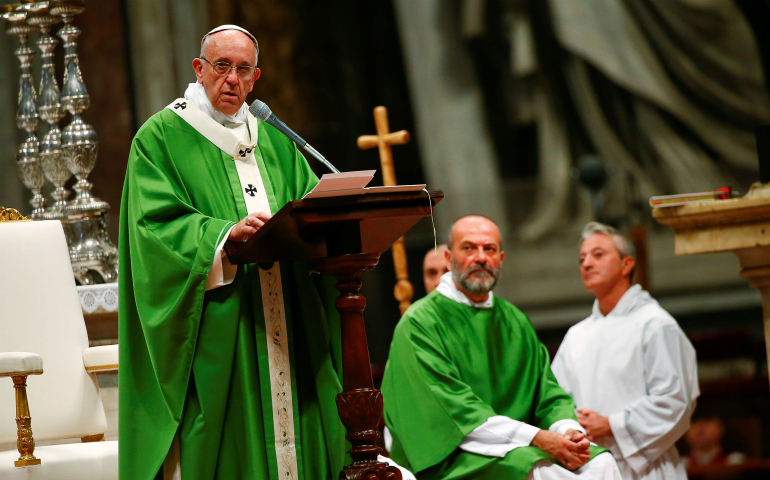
[0,219,118,479]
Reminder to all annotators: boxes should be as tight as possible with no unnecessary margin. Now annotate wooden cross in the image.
[357,106,413,315]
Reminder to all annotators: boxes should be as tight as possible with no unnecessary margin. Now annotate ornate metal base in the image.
[67,210,118,284]
[15,457,42,467]
[12,375,41,468]
[80,433,105,442]
[73,264,117,285]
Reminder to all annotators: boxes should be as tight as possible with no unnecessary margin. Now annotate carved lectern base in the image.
[310,255,402,480]
[336,388,382,456]
[336,388,401,480]
[339,459,402,480]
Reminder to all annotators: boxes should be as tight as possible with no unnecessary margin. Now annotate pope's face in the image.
[579,233,633,297]
[446,217,504,296]
[193,30,261,116]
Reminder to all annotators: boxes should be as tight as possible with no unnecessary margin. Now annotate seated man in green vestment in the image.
[119,24,354,480]
[381,215,622,480]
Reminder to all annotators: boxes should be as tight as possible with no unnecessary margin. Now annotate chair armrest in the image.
[0,352,43,377]
[82,344,118,373]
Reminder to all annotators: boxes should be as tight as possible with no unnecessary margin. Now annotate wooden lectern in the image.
[225,189,443,480]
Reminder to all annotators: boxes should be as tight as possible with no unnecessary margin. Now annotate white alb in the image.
[552,285,699,480]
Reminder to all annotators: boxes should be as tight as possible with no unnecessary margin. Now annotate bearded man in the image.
[120,25,348,480]
[381,215,621,480]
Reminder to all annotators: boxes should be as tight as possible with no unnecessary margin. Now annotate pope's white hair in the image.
[200,30,259,67]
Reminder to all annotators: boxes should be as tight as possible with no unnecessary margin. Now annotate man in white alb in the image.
[551,222,699,480]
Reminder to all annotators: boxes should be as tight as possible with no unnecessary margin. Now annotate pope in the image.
[119,25,346,480]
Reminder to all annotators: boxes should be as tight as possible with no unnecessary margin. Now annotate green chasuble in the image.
[381,291,604,480]
[118,108,347,480]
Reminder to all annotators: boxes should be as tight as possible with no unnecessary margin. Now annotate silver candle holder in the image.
[4,6,46,219]
[49,0,117,284]
[26,2,71,220]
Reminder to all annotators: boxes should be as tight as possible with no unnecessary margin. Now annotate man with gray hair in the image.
[551,222,699,480]
[382,215,621,480]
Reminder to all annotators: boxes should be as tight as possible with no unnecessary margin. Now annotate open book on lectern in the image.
[302,170,425,199]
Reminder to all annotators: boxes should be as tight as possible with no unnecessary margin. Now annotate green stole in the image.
[119,102,347,480]
[169,99,303,477]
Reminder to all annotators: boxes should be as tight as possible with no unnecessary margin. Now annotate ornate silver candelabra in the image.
[26,2,71,219]
[4,6,46,219]
[49,0,117,284]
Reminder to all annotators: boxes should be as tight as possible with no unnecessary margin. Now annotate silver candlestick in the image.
[51,0,99,209]
[4,7,46,219]
[27,2,70,219]
[50,0,117,284]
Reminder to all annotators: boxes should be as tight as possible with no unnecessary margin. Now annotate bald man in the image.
[423,243,449,294]
[120,25,348,480]
[382,215,620,480]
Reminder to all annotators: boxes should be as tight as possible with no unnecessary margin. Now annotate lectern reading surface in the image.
[224,189,443,480]
[225,190,441,263]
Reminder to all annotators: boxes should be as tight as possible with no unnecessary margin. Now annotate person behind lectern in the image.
[551,222,699,480]
[422,243,448,294]
[382,215,622,480]
[119,25,351,480]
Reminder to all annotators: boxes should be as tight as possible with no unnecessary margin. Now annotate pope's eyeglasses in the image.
[199,57,256,79]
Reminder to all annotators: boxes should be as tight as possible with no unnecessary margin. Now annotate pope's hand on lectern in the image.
[229,211,271,243]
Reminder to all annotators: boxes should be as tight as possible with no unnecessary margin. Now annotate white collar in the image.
[435,272,494,308]
[590,284,650,319]
[165,98,259,158]
[184,82,250,125]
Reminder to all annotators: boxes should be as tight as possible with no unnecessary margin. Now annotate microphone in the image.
[249,99,340,173]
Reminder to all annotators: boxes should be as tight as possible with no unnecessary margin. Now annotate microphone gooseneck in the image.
[249,99,340,173]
